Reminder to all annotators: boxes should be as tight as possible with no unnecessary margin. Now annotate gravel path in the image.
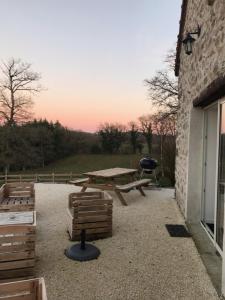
[35,183,219,300]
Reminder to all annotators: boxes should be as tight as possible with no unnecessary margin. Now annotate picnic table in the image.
[70,168,151,206]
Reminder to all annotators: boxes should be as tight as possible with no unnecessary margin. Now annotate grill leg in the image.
[153,170,158,184]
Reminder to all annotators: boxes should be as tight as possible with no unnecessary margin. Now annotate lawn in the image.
[29,154,143,174]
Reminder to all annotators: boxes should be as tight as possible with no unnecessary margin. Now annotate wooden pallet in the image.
[0,211,36,279]
[66,191,113,241]
[0,277,47,300]
[0,182,35,212]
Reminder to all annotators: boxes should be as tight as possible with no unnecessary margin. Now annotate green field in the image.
[30,154,143,174]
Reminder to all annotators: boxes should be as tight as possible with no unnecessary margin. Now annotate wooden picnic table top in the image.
[83,167,137,179]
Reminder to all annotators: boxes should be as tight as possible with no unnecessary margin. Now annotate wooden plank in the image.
[0,234,35,244]
[77,215,110,223]
[73,209,112,216]
[81,183,115,191]
[0,259,35,271]
[0,212,34,226]
[73,199,113,206]
[0,267,34,280]
[0,205,34,212]
[69,178,89,185]
[0,278,46,300]
[0,280,33,293]
[71,195,104,202]
[74,206,111,213]
[39,278,47,300]
[73,222,111,229]
[70,191,103,198]
[116,179,151,192]
[0,250,35,262]
[73,227,111,235]
[0,224,35,234]
[0,295,34,300]
[0,242,35,253]
[83,167,137,178]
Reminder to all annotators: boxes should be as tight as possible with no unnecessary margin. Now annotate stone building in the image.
[175,0,225,295]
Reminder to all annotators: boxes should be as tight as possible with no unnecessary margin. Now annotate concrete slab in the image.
[35,184,219,300]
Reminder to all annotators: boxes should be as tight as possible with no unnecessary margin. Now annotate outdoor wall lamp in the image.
[182,25,201,55]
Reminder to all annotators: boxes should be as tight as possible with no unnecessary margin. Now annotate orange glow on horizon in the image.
[34,90,153,132]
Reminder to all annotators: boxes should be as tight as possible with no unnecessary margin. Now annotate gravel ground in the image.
[35,183,219,300]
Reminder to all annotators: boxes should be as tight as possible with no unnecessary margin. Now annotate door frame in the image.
[201,101,222,255]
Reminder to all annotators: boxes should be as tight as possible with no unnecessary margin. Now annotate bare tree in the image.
[0,58,42,126]
[98,122,126,154]
[138,115,153,155]
[144,49,179,118]
[128,121,139,154]
[152,114,176,177]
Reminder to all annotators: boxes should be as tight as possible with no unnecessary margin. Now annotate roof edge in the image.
[175,0,188,77]
[193,75,225,107]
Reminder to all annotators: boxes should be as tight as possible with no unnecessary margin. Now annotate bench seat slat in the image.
[116,179,151,192]
[69,178,89,185]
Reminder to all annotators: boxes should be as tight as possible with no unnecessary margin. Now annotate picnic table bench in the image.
[69,168,151,206]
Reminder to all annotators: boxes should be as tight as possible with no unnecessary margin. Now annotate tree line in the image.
[0,119,98,173]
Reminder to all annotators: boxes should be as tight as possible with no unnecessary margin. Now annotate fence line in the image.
[0,172,82,184]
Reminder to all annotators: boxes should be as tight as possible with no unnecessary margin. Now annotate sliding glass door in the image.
[202,104,218,236]
[217,103,225,249]
[202,101,225,252]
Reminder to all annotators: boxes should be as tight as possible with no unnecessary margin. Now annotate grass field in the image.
[30,154,143,174]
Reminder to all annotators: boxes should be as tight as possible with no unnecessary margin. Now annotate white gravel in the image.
[34,183,219,300]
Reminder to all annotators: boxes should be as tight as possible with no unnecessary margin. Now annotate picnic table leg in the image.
[80,177,95,192]
[115,189,128,206]
[107,178,127,206]
[137,186,146,196]
[81,185,87,192]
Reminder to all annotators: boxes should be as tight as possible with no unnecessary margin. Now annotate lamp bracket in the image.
[189,25,201,37]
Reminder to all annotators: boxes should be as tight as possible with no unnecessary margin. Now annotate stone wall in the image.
[176,0,225,216]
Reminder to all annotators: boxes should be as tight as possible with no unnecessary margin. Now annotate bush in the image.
[90,144,102,154]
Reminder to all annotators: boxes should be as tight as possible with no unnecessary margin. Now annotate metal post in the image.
[80,229,86,250]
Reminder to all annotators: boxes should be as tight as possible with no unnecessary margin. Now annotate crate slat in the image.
[0,278,47,300]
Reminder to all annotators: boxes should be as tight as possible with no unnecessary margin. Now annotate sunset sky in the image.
[0,0,181,132]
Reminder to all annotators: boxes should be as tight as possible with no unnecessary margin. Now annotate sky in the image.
[0,0,182,132]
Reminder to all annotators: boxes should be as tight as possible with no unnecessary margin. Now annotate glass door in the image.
[202,104,218,236]
[217,103,225,249]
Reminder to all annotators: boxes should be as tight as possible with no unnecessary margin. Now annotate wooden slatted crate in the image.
[66,191,113,241]
[0,277,47,300]
[0,211,36,279]
[0,182,35,212]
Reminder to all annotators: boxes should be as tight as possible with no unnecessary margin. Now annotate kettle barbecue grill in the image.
[139,157,158,182]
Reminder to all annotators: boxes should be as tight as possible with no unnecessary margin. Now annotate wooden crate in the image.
[0,277,47,300]
[0,182,35,212]
[66,191,113,241]
[0,211,36,279]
